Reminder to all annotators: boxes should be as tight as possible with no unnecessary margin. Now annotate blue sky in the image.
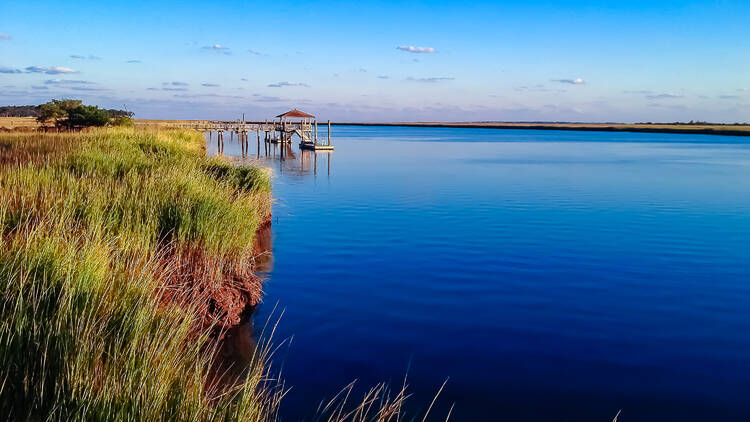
[1,0,749,122]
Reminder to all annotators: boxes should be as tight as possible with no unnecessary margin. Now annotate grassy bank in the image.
[0,128,278,420]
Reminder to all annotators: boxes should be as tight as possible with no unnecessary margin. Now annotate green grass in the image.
[0,127,279,421]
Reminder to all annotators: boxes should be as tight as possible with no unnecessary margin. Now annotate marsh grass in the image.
[0,127,279,420]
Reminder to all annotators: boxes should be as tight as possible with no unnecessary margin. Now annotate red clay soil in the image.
[158,218,273,334]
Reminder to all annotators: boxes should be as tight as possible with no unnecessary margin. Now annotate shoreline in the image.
[4,117,749,137]
[329,122,750,137]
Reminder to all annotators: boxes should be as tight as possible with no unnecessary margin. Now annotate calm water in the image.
[207,126,750,421]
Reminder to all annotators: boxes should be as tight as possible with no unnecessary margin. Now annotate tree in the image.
[36,99,82,127]
[31,99,133,129]
[65,105,110,128]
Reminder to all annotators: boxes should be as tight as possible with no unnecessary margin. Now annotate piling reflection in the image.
[206,130,333,177]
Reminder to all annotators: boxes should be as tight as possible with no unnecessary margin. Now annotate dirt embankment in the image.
[159,216,273,335]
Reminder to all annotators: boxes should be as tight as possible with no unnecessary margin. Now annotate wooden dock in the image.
[180,109,334,152]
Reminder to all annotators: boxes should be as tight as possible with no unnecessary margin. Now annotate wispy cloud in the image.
[173,93,243,99]
[377,75,389,79]
[241,78,248,81]
[0,66,22,74]
[202,44,231,54]
[163,87,188,92]
[406,77,454,83]
[248,49,262,56]
[25,66,78,75]
[45,79,93,85]
[515,84,565,93]
[719,95,741,100]
[163,81,189,86]
[552,78,585,85]
[252,94,284,102]
[201,82,220,87]
[70,54,101,60]
[267,81,309,88]
[397,46,435,54]
[646,93,683,99]
[30,85,49,90]
[623,90,654,94]
[0,33,10,40]
[70,86,107,92]
[126,59,142,64]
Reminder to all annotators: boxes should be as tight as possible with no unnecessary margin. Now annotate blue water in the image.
[207,126,750,421]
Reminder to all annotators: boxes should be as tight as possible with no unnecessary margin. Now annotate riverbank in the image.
[0,127,278,419]
[334,122,750,137]
[5,117,748,137]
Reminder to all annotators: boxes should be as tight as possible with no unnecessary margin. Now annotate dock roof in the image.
[276,109,315,118]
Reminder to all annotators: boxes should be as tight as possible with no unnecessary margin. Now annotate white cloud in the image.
[397,46,436,54]
[267,81,309,88]
[552,78,585,85]
[25,66,78,75]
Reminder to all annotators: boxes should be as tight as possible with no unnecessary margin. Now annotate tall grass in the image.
[0,128,279,420]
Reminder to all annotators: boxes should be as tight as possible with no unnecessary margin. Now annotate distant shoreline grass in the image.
[4,117,749,137]
[0,127,279,420]
[329,121,750,137]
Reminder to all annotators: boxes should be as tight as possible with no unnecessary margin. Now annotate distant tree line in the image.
[636,120,749,126]
[0,105,42,118]
[1,100,133,129]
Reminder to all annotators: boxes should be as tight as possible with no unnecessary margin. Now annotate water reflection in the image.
[207,315,258,393]
[207,204,273,393]
[205,130,333,177]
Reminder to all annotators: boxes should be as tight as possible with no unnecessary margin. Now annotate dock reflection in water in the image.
[206,131,333,177]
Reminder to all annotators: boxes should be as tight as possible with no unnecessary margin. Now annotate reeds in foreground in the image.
[0,128,278,420]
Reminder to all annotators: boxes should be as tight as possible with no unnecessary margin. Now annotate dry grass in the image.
[0,117,40,130]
